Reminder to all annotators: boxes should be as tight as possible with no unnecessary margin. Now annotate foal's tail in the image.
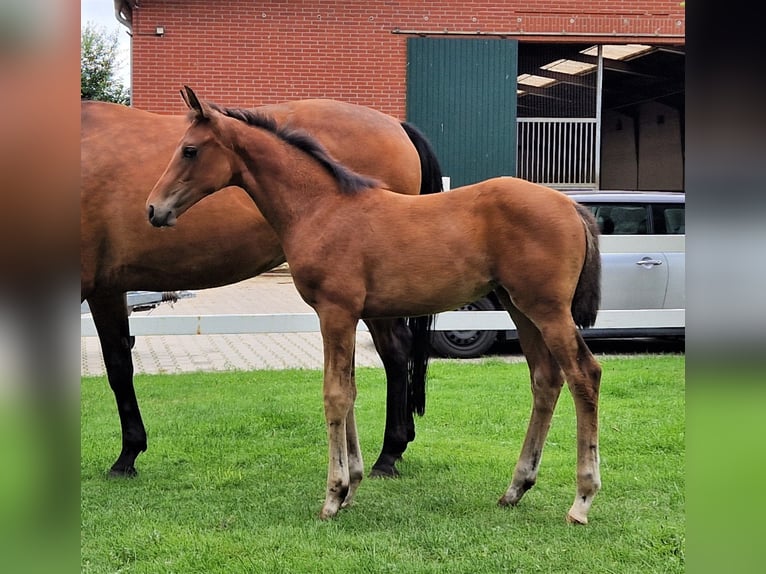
[571,203,602,329]
[401,121,444,416]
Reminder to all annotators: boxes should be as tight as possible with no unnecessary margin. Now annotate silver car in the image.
[431,191,685,358]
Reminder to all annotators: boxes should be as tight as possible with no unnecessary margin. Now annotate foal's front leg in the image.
[318,310,363,520]
[341,390,364,509]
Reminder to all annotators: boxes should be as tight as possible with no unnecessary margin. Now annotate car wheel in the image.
[430,297,499,359]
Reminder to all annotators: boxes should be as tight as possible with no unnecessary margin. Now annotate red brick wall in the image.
[131,1,685,117]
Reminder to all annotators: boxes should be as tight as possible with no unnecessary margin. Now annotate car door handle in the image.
[635,258,663,267]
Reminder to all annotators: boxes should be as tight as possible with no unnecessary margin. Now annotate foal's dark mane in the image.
[205,103,379,194]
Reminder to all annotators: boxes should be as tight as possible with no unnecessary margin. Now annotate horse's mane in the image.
[204,103,379,194]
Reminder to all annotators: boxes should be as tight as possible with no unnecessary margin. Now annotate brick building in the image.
[115,1,685,190]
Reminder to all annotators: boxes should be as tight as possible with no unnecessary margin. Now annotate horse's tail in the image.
[571,203,602,328]
[400,121,443,417]
[406,315,432,416]
[401,121,444,195]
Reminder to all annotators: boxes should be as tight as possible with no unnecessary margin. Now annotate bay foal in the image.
[146,87,602,523]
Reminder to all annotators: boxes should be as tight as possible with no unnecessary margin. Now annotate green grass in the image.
[82,356,684,573]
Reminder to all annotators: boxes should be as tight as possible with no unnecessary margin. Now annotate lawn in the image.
[82,356,684,573]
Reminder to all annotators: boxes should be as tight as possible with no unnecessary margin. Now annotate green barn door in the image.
[406,38,518,188]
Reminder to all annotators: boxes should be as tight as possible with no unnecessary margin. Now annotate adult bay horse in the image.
[81,99,442,479]
[146,87,603,524]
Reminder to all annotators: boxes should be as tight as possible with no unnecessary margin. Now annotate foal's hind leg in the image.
[528,312,602,524]
[365,318,413,477]
[495,300,565,510]
[88,293,147,477]
[547,327,601,524]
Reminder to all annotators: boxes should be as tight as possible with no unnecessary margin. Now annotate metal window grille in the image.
[516,118,598,189]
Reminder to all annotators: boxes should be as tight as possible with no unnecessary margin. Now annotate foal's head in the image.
[146,86,238,227]
[147,86,376,228]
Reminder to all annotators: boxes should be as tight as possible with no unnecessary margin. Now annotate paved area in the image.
[81,270,385,376]
[81,273,677,377]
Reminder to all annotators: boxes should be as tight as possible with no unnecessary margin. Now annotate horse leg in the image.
[543,324,601,524]
[318,307,363,519]
[87,293,147,477]
[364,318,412,477]
[495,297,566,510]
[341,352,364,509]
[520,305,602,524]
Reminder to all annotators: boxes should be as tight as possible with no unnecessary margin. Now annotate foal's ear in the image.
[180,85,213,120]
[179,86,192,109]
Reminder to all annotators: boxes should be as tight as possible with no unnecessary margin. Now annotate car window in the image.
[653,204,685,234]
[586,204,649,235]
[584,201,684,235]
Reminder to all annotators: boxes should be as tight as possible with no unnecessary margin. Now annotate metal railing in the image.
[516,118,598,189]
[81,309,684,337]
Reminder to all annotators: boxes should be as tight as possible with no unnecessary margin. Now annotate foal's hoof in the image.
[319,503,341,521]
[565,510,589,525]
[497,490,524,507]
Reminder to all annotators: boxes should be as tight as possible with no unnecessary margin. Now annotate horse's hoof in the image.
[108,466,137,478]
[369,465,399,478]
[497,495,517,507]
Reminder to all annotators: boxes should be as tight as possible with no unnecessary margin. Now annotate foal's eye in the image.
[182,146,197,159]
